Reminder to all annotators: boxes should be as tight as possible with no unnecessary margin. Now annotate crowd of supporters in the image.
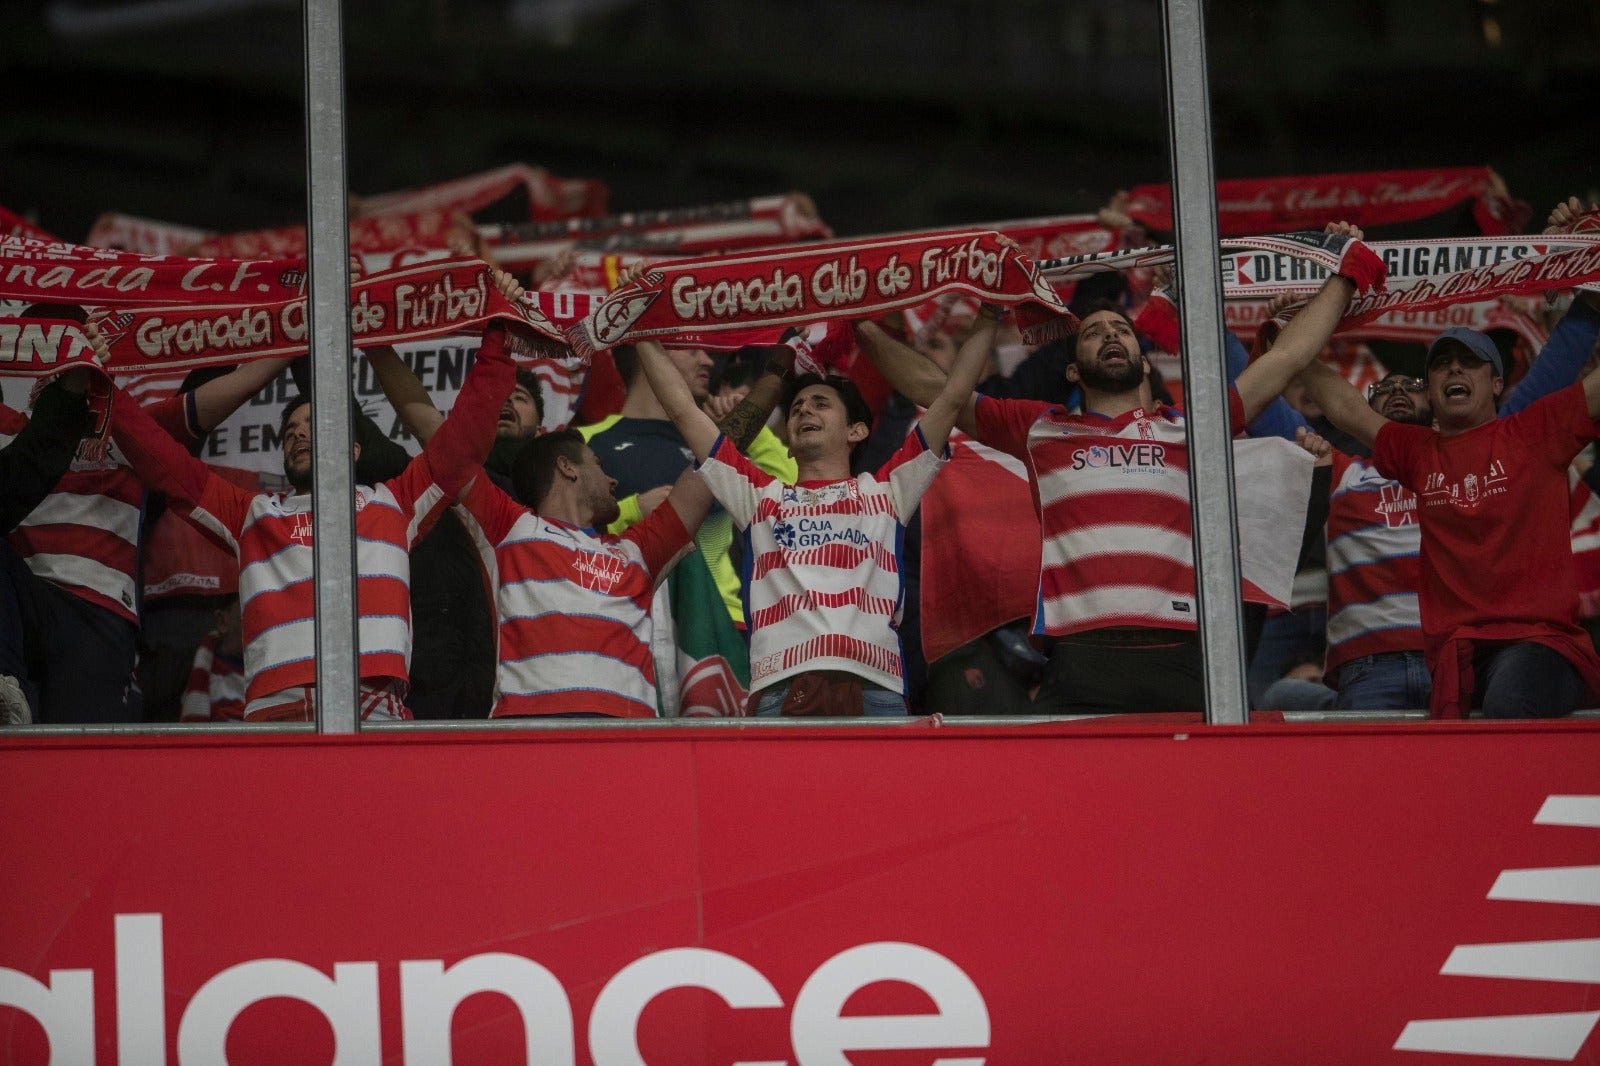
[3,175,1599,724]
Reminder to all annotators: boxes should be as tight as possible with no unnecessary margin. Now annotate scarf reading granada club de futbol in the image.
[0,258,569,377]
[567,230,1075,356]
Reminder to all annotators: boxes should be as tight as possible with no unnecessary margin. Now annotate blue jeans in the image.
[1335,651,1431,711]
[754,680,907,717]
[1248,605,1328,709]
[1473,642,1585,718]
[1259,676,1337,712]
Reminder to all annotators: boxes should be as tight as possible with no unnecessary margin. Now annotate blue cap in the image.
[1426,327,1504,379]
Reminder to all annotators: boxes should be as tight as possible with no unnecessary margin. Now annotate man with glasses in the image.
[1294,290,1600,717]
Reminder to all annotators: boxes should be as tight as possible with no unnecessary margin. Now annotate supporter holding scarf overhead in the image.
[1293,201,1600,719]
[630,245,1000,715]
[95,270,527,723]
[857,223,1375,716]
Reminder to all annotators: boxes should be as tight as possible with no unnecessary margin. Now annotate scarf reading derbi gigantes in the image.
[567,230,1074,356]
[1040,227,1600,332]
[0,258,567,378]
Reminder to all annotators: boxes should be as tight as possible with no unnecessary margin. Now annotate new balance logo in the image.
[1395,795,1600,1061]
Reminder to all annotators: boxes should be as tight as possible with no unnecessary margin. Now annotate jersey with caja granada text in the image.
[697,430,943,696]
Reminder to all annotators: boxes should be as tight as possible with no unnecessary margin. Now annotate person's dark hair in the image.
[610,344,641,389]
[1070,298,1139,363]
[784,373,873,434]
[21,302,88,323]
[513,367,546,426]
[279,394,311,437]
[512,427,590,508]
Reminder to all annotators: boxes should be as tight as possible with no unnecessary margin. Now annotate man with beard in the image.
[101,317,518,722]
[856,230,1366,714]
[451,427,713,718]
[352,348,546,720]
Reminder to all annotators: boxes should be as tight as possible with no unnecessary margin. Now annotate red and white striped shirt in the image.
[697,431,944,696]
[109,337,512,717]
[0,394,189,625]
[456,477,693,718]
[1324,449,1422,679]
[973,392,1251,637]
[180,630,246,722]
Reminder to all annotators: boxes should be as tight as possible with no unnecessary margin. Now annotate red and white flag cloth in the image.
[484,193,834,271]
[569,230,1074,356]
[1124,166,1529,237]
[0,258,567,378]
[0,235,306,307]
[919,434,1040,663]
[350,163,607,221]
[919,431,1311,659]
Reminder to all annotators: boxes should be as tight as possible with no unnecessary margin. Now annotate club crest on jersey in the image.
[288,512,313,546]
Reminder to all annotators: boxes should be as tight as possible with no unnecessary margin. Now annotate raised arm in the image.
[366,344,445,445]
[710,347,794,451]
[916,306,999,452]
[420,324,515,497]
[1234,224,1366,423]
[1293,359,1386,451]
[661,463,715,539]
[636,339,721,461]
[187,356,293,435]
[853,320,979,437]
[1235,274,1357,423]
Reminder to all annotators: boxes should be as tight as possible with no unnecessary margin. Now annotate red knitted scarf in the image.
[568,230,1073,356]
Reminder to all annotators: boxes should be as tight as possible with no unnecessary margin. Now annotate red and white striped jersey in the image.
[109,334,512,714]
[697,430,944,696]
[0,393,190,625]
[175,475,454,710]
[180,630,246,722]
[1323,449,1423,679]
[455,477,694,718]
[973,392,1258,637]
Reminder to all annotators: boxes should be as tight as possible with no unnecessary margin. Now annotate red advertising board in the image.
[2,720,1598,1064]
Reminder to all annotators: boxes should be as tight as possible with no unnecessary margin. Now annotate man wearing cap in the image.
[1277,291,1600,712]
[1295,294,1600,717]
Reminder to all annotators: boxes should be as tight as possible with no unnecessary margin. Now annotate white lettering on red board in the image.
[0,913,991,1064]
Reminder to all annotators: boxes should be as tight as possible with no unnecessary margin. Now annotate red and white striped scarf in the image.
[1124,166,1528,236]
[569,230,1073,356]
[0,258,566,377]
[0,235,306,307]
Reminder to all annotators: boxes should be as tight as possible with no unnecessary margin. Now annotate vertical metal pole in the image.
[303,0,359,733]
[1161,0,1249,724]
